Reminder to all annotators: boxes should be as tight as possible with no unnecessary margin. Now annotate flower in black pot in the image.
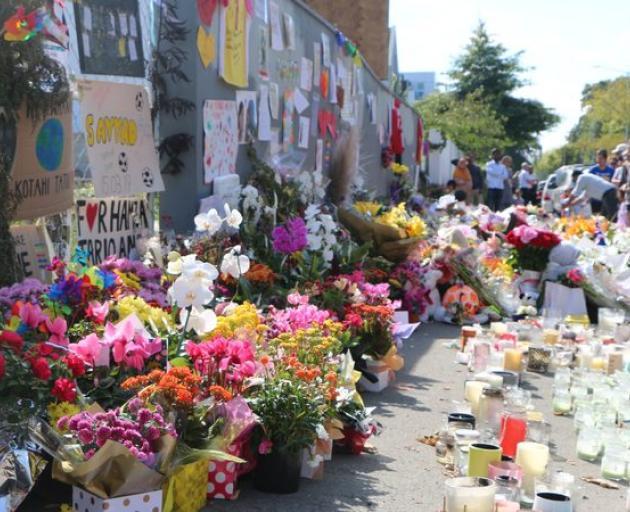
[249,378,324,494]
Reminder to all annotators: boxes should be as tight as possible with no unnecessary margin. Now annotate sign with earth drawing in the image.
[78,81,164,197]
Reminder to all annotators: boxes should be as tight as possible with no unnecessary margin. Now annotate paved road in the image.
[209,323,627,511]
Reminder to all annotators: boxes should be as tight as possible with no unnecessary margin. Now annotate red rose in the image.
[533,231,560,249]
[0,353,5,380]
[506,230,525,249]
[0,331,24,353]
[30,357,52,380]
[51,377,77,402]
[64,354,86,377]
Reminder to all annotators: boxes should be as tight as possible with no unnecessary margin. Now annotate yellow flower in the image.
[354,201,382,217]
[60,505,73,512]
[213,303,261,340]
[375,203,426,239]
[390,163,409,175]
[115,270,142,290]
[48,402,81,432]
[115,296,175,331]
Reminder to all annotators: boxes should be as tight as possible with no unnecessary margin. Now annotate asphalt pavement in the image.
[209,323,627,511]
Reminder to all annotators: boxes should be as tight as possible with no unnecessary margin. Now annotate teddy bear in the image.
[420,268,446,322]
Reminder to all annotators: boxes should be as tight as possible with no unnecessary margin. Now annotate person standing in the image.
[452,157,473,204]
[563,170,619,221]
[518,163,538,205]
[500,155,514,209]
[485,148,508,211]
[590,149,615,181]
[466,154,483,205]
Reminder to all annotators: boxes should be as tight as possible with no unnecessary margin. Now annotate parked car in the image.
[541,164,593,215]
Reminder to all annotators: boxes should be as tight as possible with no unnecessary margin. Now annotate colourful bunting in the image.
[3,6,45,42]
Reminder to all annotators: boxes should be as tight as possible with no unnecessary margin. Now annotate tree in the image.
[448,22,559,154]
[415,89,510,159]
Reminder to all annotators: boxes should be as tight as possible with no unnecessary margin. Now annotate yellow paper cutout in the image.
[197,26,216,68]
[118,37,127,58]
[220,0,248,88]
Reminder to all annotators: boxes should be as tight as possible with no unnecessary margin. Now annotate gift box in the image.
[163,458,208,512]
[207,444,240,501]
[72,487,162,512]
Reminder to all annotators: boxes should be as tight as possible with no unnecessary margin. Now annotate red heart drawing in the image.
[197,0,218,26]
[86,203,98,232]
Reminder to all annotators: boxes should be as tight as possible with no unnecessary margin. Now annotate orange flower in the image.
[325,372,337,384]
[207,385,233,402]
[245,263,275,284]
[259,354,270,366]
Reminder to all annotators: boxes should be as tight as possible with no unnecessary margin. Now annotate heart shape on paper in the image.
[197,26,216,69]
[86,203,98,232]
[197,0,218,26]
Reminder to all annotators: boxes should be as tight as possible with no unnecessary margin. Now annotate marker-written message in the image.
[76,197,152,264]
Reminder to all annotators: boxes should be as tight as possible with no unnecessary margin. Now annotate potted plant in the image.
[248,378,324,493]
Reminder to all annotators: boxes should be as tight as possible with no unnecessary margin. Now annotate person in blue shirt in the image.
[590,149,615,180]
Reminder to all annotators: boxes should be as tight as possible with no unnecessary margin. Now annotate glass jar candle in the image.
[494,475,520,503]
[470,340,492,373]
[576,427,602,461]
[499,410,528,459]
[601,446,628,481]
[445,477,496,512]
[503,348,522,372]
[515,442,550,498]
[488,460,523,485]
[464,381,489,417]
[478,387,504,432]
[527,346,552,373]
[552,389,572,415]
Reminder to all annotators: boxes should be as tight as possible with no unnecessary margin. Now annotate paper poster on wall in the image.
[79,81,163,197]
[76,197,152,264]
[254,0,268,22]
[313,42,321,86]
[298,116,310,149]
[269,128,281,155]
[321,33,331,68]
[294,88,310,114]
[258,85,272,141]
[10,224,54,283]
[10,105,74,220]
[74,0,145,77]
[269,83,280,119]
[269,2,283,51]
[315,139,324,172]
[329,66,337,104]
[310,95,320,137]
[219,0,250,88]
[300,57,313,92]
[282,13,295,50]
[236,91,258,144]
[258,26,269,80]
[197,26,216,68]
[367,94,377,124]
[282,89,295,150]
[203,100,238,182]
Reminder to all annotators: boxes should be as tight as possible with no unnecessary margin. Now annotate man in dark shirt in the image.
[466,154,483,205]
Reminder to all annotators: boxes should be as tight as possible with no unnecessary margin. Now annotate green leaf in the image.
[169,357,189,368]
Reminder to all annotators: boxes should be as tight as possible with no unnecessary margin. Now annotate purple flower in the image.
[272,218,308,254]
[146,426,161,441]
[137,408,152,425]
[96,426,112,440]
[56,416,69,431]
[77,429,94,444]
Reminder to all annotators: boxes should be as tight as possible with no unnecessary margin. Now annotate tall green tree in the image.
[449,22,559,154]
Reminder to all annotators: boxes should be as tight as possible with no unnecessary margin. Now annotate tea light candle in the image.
[503,348,522,372]
[591,357,606,372]
[465,381,489,416]
[543,328,559,345]
[515,442,550,494]
[445,477,496,512]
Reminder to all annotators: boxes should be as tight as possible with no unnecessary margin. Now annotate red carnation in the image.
[64,354,86,377]
[0,331,24,353]
[51,377,77,402]
[30,357,52,380]
[0,353,5,380]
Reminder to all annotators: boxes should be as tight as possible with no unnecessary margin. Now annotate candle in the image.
[608,353,624,375]
[474,372,503,388]
[445,477,496,512]
[515,442,550,495]
[461,327,477,351]
[552,390,572,415]
[499,413,528,458]
[543,328,559,345]
[465,381,488,417]
[601,450,626,480]
[468,443,502,478]
[591,357,606,372]
[491,322,508,336]
[503,348,522,372]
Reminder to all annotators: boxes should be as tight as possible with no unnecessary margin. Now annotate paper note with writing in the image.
[219,0,250,88]
[300,57,313,91]
[282,89,295,150]
[269,82,280,119]
[282,13,295,50]
[236,90,258,144]
[329,65,337,104]
[10,224,54,283]
[315,139,324,172]
[254,0,267,21]
[298,116,310,149]
[313,42,321,86]
[83,5,93,31]
[258,85,272,141]
[310,95,320,137]
[203,100,238,183]
[321,33,331,67]
[270,128,281,155]
[258,25,269,79]
[294,88,309,114]
[128,39,138,61]
[269,1,283,50]
[76,197,152,264]
[79,81,163,197]
[119,11,129,36]
[129,14,138,38]
[10,104,74,220]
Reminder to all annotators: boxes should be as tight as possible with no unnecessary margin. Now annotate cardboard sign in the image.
[10,224,54,283]
[76,197,152,264]
[10,105,74,220]
[79,81,164,197]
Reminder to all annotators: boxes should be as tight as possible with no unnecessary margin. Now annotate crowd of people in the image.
[447,142,630,223]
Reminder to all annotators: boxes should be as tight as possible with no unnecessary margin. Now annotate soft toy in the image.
[544,242,580,282]
[442,284,481,319]
[420,268,445,322]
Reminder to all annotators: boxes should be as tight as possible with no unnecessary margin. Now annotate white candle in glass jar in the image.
[465,380,489,416]
[515,442,549,494]
[445,477,496,512]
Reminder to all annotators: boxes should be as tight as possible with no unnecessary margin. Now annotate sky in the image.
[390,0,630,151]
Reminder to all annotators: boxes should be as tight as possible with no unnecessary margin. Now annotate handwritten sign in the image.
[76,197,152,264]
[203,100,238,183]
[10,105,74,220]
[79,81,164,197]
[10,224,54,283]
[219,0,250,88]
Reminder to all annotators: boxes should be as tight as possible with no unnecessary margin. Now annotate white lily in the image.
[182,259,219,283]
[169,276,214,308]
[180,306,217,335]
[194,208,223,235]
[221,245,250,279]
[167,253,197,276]
[224,203,243,229]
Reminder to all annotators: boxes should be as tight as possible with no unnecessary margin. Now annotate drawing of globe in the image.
[36,118,64,171]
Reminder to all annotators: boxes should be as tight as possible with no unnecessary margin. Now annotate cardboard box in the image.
[72,486,162,511]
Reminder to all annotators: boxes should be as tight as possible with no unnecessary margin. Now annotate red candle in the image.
[499,413,528,458]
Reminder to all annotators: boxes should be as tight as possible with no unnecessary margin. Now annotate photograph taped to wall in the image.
[74,0,145,77]
[236,91,258,144]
